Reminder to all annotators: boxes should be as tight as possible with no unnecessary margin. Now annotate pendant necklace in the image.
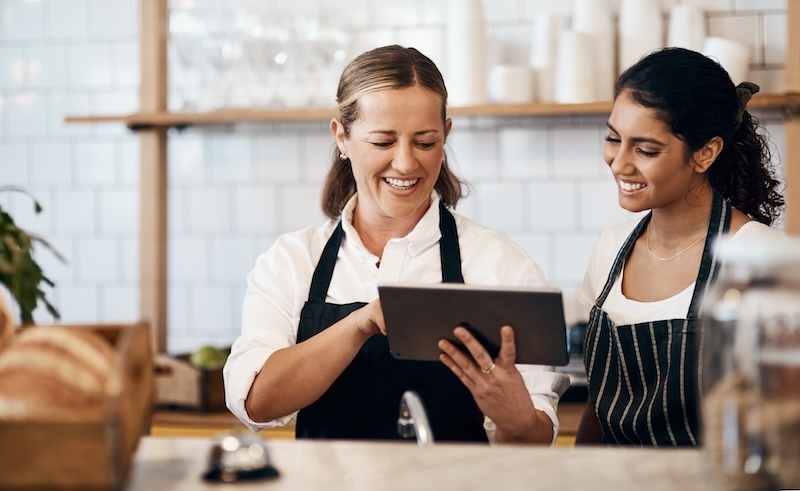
[646,227,708,261]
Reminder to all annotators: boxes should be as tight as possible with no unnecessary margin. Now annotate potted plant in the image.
[0,185,63,325]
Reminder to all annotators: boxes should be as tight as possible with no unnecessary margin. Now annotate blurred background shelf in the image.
[65,92,800,130]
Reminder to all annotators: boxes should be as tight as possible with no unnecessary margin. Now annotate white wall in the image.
[0,0,788,353]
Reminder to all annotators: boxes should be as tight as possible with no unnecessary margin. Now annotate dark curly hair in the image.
[616,47,784,225]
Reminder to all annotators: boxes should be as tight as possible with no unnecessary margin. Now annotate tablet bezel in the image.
[378,283,570,366]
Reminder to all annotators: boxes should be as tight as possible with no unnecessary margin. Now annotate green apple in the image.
[190,345,228,369]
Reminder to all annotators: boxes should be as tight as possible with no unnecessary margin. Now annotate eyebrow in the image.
[367,129,441,137]
[606,122,667,146]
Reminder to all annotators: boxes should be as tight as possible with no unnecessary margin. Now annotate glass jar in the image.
[701,235,800,491]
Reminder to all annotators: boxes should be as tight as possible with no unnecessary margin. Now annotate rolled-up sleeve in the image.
[223,335,296,432]
[224,236,311,432]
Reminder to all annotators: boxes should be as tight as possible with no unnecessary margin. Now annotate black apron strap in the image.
[595,213,652,307]
[307,221,344,303]
[687,189,731,318]
[439,202,464,283]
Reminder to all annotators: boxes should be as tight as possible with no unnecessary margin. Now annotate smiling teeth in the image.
[385,177,418,189]
[620,181,646,192]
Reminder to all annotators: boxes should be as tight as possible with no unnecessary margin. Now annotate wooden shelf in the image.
[65,92,800,130]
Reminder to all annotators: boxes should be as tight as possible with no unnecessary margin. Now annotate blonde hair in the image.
[320,45,467,219]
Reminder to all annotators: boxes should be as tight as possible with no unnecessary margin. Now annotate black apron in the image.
[583,190,731,446]
[295,203,487,442]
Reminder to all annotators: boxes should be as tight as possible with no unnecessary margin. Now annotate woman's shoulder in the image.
[730,219,786,241]
[594,218,643,252]
[450,211,548,284]
[583,218,642,274]
[451,212,529,255]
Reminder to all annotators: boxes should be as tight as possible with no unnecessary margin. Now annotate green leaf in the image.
[0,187,64,323]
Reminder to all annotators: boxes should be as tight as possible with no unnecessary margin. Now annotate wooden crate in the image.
[153,352,226,412]
[0,323,154,490]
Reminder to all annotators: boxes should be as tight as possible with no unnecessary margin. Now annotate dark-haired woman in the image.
[224,45,568,444]
[575,47,785,446]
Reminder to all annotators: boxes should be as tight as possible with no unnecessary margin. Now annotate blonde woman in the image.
[224,45,568,444]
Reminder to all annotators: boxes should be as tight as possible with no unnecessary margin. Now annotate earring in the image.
[339,152,348,161]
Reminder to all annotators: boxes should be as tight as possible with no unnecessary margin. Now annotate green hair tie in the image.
[735,81,760,124]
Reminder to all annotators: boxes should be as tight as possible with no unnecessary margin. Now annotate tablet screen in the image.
[378,283,570,366]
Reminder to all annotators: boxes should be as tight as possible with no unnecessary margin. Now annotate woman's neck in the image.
[647,184,714,244]
[351,206,428,259]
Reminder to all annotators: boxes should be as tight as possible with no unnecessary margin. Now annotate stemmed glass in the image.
[169,8,208,111]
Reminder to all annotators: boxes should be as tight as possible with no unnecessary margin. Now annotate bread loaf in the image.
[0,326,118,421]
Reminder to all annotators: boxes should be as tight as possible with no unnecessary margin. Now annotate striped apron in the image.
[583,190,731,446]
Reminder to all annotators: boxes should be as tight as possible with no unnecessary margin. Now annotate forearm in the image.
[244,311,372,423]
[494,407,555,444]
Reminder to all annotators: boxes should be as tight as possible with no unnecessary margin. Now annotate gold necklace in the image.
[646,227,708,261]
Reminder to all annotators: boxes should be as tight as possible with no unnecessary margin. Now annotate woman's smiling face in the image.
[603,89,706,213]
[334,85,451,227]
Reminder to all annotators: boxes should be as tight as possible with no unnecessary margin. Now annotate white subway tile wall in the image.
[0,47,24,87]
[76,237,119,281]
[763,13,788,64]
[0,0,789,353]
[498,127,549,179]
[0,142,27,184]
[26,46,67,88]
[45,0,88,40]
[31,142,72,185]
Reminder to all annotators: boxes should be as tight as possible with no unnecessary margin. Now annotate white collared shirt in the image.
[224,193,569,440]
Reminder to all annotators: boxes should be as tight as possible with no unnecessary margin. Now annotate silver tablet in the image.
[378,283,569,366]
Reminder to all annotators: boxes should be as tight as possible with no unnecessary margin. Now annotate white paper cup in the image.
[554,30,595,104]
[668,5,706,52]
[488,64,534,104]
[529,13,563,103]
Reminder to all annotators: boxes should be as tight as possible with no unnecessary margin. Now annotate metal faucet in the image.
[397,390,434,446]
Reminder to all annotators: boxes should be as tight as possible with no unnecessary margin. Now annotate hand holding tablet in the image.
[378,283,570,366]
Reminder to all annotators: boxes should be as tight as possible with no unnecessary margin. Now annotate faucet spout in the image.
[398,390,434,446]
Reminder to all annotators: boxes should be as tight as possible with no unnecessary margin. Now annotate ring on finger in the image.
[481,362,496,375]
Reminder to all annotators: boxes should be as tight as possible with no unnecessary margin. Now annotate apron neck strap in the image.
[594,212,652,307]
[687,189,731,317]
[439,202,464,283]
[308,220,345,303]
